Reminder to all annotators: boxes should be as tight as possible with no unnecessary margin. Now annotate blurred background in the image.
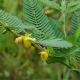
[0,0,80,80]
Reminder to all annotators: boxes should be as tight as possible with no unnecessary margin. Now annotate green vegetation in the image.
[0,0,80,80]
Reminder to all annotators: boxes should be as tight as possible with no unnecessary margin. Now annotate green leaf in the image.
[23,0,64,41]
[73,26,80,45]
[10,25,34,30]
[69,56,78,68]
[0,9,25,33]
[36,38,72,48]
[0,23,34,30]
[50,18,63,28]
[70,68,80,72]
[67,1,80,7]
[71,12,80,36]
[74,26,80,39]
[67,4,80,13]
[67,48,80,65]
[49,18,64,39]
[38,0,60,10]
[68,26,80,45]
[46,57,71,68]
[23,0,55,41]
[67,48,80,56]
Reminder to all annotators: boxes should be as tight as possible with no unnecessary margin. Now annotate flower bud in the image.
[15,37,22,43]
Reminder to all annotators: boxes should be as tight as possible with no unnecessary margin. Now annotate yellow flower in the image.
[23,34,36,48]
[40,49,49,61]
[15,33,36,48]
[23,38,31,48]
[15,37,22,43]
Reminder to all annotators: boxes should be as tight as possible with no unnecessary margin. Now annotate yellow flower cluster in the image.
[40,49,49,61]
[15,34,49,61]
[15,34,36,48]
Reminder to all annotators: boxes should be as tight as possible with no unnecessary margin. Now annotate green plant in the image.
[0,0,80,73]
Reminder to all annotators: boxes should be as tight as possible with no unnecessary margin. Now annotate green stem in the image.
[10,29,20,37]
[63,14,67,39]
[0,21,20,37]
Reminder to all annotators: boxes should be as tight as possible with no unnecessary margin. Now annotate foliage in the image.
[71,12,80,36]
[38,0,60,10]
[36,39,72,48]
[0,0,80,79]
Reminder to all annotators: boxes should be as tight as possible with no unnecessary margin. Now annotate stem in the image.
[63,14,67,39]
[74,56,80,68]
[0,21,20,37]
[10,30,20,37]
[5,27,20,37]
[33,44,44,51]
